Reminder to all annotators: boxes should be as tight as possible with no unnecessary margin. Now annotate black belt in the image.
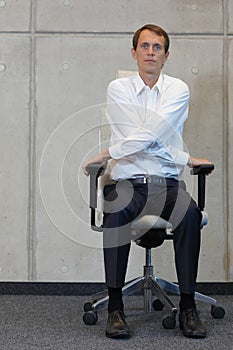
[127,175,166,185]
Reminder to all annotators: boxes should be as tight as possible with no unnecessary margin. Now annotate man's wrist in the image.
[101,149,111,162]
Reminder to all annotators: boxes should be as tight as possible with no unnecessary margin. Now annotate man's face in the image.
[131,29,169,76]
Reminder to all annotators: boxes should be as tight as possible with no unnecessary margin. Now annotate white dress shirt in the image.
[106,72,190,181]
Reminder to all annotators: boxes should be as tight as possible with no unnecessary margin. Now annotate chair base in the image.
[83,263,225,328]
[85,272,218,313]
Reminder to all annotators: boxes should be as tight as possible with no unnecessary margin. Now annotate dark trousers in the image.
[103,178,202,295]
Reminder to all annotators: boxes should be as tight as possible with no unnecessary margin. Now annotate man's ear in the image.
[131,47,137,60]
[165,50,170,61]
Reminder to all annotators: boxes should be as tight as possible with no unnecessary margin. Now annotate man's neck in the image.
[139,71,160,89]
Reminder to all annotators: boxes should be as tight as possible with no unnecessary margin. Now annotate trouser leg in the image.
[160,181,202,294]
[172,199,202,294]
[146,180,202,295]
[103,182,148,288]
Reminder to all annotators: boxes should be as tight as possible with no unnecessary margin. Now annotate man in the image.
[83,24,212,339]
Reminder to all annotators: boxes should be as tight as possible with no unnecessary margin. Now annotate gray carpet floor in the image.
[0,294,232,350]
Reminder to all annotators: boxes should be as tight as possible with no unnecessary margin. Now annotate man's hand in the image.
[82,149,111,176]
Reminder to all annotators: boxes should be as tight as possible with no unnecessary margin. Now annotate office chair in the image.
[83,163,225,329]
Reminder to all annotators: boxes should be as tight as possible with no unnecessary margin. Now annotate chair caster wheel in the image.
[162,314,176,329]
[152,299,164,311]
[83,302,93,312]
[83,311,98,325]
[211,305,225,319]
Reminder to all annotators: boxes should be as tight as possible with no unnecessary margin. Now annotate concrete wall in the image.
[0,0,232,283]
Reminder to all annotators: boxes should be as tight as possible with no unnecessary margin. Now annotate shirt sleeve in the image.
[107,78,190,166]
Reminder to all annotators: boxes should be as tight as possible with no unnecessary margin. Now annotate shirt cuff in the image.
[176,151,190,166]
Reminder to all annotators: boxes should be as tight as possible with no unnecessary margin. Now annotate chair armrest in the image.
[86,163,104,232]
[190,164,214,175]
[190,164,214,211]
[87,163,105,209]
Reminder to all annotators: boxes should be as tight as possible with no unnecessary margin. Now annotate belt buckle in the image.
[138,176,147,184]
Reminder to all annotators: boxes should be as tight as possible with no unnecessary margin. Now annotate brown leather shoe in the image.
[105,310,130,339]
[179,308,207,338]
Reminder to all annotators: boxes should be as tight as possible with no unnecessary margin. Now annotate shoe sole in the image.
[106,331,130,339]
[180,326,206,338]
[183,333,206,338]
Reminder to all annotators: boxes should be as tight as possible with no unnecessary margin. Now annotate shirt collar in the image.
[133,72,164,95]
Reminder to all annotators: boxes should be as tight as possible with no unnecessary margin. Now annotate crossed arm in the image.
[82,149,212,176]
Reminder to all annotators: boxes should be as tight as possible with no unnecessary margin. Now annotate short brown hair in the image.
[132,24,170,53]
